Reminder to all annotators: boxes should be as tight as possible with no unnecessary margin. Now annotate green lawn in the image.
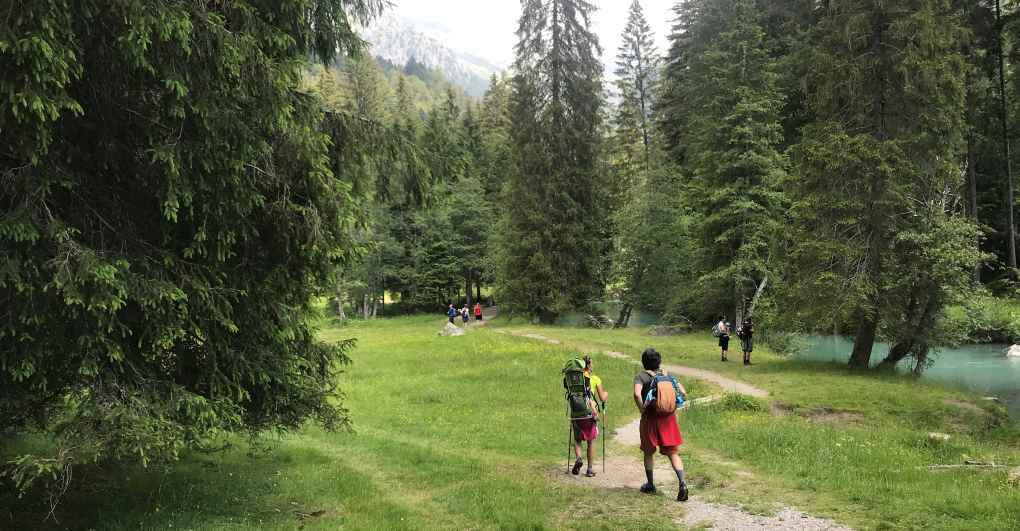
[4,315,1019,530]
[493,320,1020,530]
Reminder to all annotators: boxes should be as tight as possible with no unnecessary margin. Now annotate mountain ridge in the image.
[362,14,503,97]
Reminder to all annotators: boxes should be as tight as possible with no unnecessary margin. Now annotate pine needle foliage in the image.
[502,0,607,321]
[1,0,384,495]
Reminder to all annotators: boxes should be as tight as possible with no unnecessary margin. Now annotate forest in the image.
[319,0,1020,371]
[3,0,1020,523]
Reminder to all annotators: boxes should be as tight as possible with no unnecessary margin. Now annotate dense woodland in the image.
[3,0,1020,502]
[322,0,1020,372]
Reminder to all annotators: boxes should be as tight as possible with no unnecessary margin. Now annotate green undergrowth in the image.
[496,320,1020,530]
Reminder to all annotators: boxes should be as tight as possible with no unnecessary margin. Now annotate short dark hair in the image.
[641,348,661,371]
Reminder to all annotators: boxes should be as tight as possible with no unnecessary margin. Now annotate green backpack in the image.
[562,358,594,420]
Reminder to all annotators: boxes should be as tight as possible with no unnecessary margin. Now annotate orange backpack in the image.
[644,372,683,416]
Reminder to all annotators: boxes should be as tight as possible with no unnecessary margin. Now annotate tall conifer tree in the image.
[789,0,969,368]
[658,0,787,321]
[614,0,659,175]
[502,0,605,320]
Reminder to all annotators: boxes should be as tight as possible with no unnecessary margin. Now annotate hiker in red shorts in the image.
[633,348,689,502]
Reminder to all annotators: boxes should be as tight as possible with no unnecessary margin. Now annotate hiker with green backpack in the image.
[633,348,690,502]
[562,355,606,477]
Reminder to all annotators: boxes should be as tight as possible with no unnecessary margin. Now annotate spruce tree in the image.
[789,0,970,368]
[661,0,787,322]
[0,0,384,492]
[503,0,606,321]
[614,0,660,175]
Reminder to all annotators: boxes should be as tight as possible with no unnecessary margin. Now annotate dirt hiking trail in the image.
[500,330,768,398]
[501,329,851,530]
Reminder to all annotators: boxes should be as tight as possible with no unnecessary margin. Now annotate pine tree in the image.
[614,0,659,175]
[789,0,970,368]
[502,0,606,321]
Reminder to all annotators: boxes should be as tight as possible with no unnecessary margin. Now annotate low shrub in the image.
[942,295,1020,344]
[715,393,768,413]
[762,331,808,356]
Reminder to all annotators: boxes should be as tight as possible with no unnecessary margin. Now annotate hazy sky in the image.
[388,0,676,69]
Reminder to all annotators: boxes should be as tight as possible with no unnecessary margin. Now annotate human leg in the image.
[640,451,656,493]
[666,450,688,502]
[585,441,596,476]
[571,423,583,474]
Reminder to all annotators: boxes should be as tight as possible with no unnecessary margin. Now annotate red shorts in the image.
[573,418,599,442]
[639,413,683,455]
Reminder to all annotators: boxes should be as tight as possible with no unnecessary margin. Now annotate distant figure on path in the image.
[738,317,754,366]
[447,304,458,324]
[715,316,731,362]
[474,302,483,321]
[461,305,470,325]
[571,355,607,477]
[633,348,689,502]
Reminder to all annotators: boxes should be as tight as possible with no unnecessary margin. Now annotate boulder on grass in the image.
[927,432,951,442]
[1007,345,1020,358]
[1009,467,1020,488]
[439,322,465,337]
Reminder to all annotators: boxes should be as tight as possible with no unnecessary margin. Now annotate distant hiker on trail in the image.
[461,305,470,324]
[447,304,457,324]
[633,348,689,502]
[713,316,731,362]
[474,302,483,321]
[737,317,754,366]
[563,356,605,478]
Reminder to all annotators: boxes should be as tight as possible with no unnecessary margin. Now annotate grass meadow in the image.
[3,315,1019,530]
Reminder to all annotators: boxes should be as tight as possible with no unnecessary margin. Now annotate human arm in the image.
[595,382,608,403]
[633,382,645,413]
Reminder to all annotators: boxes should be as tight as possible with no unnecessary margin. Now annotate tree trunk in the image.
[475,281,481,303]
[746,276,769,319]
[362,293,370,320]
[335,289,347,321]
[912,343,931,376]
[966,65,982,283]
[849,309,877,368]
[615,303,632,329]
[371,296,378,319]
[997,0,1018,274]
[877,340,912,371]
[465,276,473,307]
[734,283,744,327]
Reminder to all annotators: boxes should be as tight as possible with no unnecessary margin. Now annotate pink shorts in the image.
[573,418,599,442]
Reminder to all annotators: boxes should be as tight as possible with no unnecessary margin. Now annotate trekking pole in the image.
[566,403,572,475]
[595,401,603,472]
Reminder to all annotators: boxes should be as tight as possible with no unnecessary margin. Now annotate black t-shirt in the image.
[740,323,754,339]
[634,370,657,400]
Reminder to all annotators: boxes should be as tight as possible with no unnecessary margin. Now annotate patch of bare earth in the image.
[942,398,991,418]
[503,331,768,399]
[506,328,852,529]
[552,415,852,530]
[805,408,864,425]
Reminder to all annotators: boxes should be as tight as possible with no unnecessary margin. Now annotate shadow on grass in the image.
[1,439,411,531]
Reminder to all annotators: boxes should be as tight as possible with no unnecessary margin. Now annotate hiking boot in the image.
[585,469,596,478]
[677,482,689,502]
[639,483,657,494]
[571,459,583,475]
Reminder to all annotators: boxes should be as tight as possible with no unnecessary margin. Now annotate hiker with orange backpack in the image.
[633,348,689,502]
